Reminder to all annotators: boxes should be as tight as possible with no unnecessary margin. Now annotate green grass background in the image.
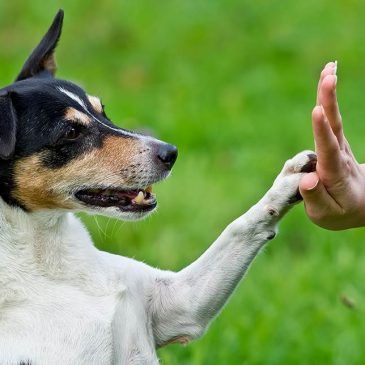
[1,0,365,363]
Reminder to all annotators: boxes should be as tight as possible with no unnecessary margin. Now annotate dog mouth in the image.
[74,185,156,212]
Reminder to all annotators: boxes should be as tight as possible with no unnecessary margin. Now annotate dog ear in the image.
[15,9,64,82]
[0,92,17,160]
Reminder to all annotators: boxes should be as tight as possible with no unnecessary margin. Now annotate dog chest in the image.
[0,281,120,364]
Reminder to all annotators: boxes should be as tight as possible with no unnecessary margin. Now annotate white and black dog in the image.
[0,10,316,365]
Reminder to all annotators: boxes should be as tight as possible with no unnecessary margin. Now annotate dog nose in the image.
[157,143,178,169]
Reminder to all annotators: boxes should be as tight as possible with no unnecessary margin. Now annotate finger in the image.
[312,106,343,176]
[299,172,342,224]
[316,61,337,105]
[320,74,344,148]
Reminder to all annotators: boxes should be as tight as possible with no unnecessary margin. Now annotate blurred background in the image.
[1,0,365,363]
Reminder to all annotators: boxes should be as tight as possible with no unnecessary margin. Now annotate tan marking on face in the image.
[64,107,91,126]
[12,154,75,211]
[87,95,103,114]
[12,136,144,211]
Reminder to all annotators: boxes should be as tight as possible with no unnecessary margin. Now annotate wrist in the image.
[356,164,365,226]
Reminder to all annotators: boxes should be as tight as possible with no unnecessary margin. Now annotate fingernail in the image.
[307,178,319,191]
[333,60,338,75]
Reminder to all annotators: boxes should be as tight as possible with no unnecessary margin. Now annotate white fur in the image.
[58,87,87,109]
[0,151,314,364]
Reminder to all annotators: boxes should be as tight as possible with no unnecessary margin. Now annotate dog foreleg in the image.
[149,151,316,347]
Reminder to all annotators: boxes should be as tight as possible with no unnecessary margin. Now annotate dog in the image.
[0,10,316,365]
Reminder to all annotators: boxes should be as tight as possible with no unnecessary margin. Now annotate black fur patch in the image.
[0,92,17,159]
[0,10,140,209]
[0,78,136,208]
[16,10,64,81]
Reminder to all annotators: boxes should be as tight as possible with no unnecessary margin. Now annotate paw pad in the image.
[300,154,317,173]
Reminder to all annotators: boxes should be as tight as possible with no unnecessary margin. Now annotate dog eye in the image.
[63,126,82,140]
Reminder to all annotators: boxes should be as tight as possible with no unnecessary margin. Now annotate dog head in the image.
[0,10,178,220]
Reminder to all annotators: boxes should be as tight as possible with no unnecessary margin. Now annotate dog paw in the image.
[278,150,317,177]
[264,151,317,214]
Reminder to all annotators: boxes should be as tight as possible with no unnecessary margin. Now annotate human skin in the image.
[299,62,365,230]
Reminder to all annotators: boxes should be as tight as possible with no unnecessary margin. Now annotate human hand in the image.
[299,62,365,230]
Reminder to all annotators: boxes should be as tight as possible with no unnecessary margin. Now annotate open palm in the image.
[299,62,365,230]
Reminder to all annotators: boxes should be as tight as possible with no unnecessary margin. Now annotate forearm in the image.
[151,202,274,347]
[175,205,272,321]
[150,152,314,347]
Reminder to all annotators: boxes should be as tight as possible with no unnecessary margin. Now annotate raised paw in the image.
[279,151,317,177]
[265,151,317,215]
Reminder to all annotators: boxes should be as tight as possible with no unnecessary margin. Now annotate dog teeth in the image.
[134,191,145,204]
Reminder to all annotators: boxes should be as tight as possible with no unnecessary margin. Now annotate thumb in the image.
[299,172,338,222]
[299,172,320,194]
[299,171,328,209]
